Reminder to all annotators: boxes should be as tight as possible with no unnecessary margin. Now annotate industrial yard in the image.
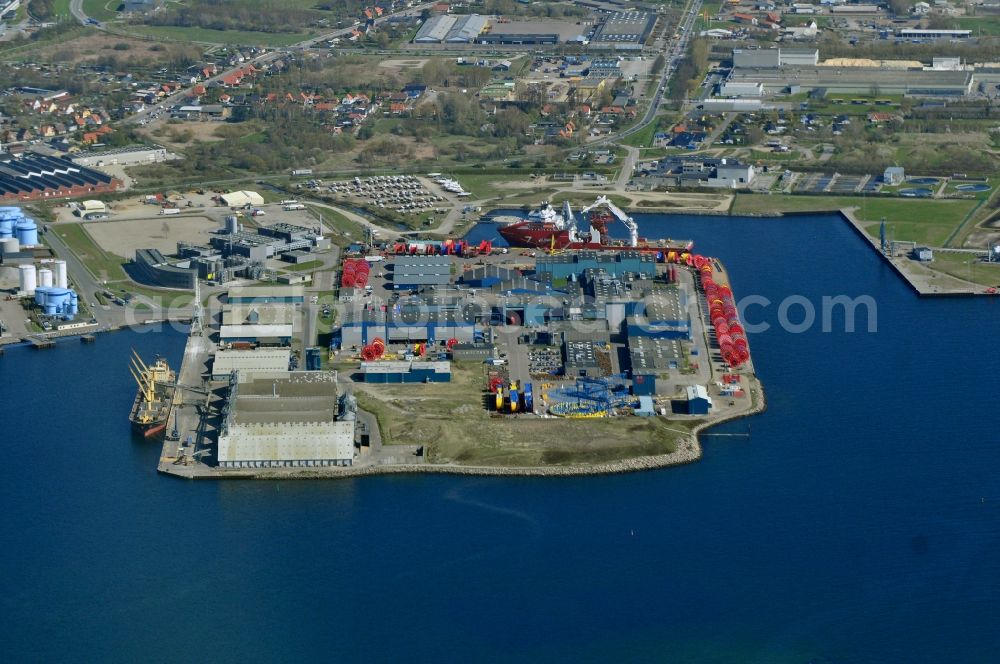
[149,197,763,478]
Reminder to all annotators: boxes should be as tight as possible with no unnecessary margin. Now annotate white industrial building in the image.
[217,371,355,469]
[733,47,819,69]
[884,166,905,185]
[414,14,456,43]
[220,190,265,207]
[720,81,764,97]
[74,200,106,217]
[71,145,170,168]
[897,28,971,40]
[446,14,487,43]
[711,160,756,188]
[413,14,487,43]
[212,348,291,380]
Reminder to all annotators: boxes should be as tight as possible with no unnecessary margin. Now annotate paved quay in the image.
[840,208,995,297]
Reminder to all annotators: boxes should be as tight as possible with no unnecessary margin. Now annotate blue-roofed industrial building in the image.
[635,395,656,416]
[361,360,452,383]
[393,255,454,290]
[535,250,656,282]
[672,384,712,415]
[631,372,657,396]
[338,298,480,348]
[460,265,518,288]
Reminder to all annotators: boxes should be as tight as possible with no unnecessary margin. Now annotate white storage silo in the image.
[38,268,53,288]
[53,260,68,289]
[225,215,239,234]
[18,263,36,295]
[0,237,19,255]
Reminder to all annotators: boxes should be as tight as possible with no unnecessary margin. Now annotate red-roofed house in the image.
[732,13,758,25]
[867,112,900,124]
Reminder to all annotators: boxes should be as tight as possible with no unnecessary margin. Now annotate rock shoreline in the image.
[189,382,768,481]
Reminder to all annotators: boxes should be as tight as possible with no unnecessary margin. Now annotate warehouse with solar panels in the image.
[0,154,121,201]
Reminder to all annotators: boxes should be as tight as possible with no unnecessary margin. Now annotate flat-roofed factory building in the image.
[219,302,295,346]
[590,11,657,50]
[211,348,291,380]
[392,255,454,290]
[227,284,304,304]
[413,14,488,43]
[728,66,974,97]
[217,371,355,469]
[479,19,589,45]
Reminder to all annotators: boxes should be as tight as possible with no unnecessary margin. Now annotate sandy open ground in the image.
[85,216,221,257]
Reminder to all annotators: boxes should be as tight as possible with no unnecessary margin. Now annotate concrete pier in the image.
[840,208,995,297]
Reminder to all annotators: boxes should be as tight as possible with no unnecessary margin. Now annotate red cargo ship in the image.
[498,196,692,254]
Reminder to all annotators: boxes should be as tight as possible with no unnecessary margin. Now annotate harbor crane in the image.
[576,196,640,247]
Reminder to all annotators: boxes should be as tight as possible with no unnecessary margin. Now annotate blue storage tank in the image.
[0,207,18,239]
[15,218,38,246]
[34,287,78,316]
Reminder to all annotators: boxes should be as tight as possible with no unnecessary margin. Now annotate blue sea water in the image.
[3,213,1000,663]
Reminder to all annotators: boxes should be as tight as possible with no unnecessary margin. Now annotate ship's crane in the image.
[562,200,575,230]
[578,195,639,247]
[129,352,155,405]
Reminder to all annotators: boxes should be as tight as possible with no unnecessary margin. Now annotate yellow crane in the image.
[129,350,155,404]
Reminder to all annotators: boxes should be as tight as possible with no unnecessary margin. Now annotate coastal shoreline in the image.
[158,380,768,481]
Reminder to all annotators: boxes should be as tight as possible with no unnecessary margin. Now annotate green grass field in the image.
[81,0,120,21]
[620,113,667,148]
[55,223,128,282]
[944,182,994,200]
[453,174,532,200]
[924,250,1000,287]
[353,363,693,466]
[955,17,1000,36]
[50,0,73,19]
[308,205,366,246]
[731,194,980,246]
[127,25,314,46]
[106,282,193,309]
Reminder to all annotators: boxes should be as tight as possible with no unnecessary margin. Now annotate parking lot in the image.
[300,175,449,216]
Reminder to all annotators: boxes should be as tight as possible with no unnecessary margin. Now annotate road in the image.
[68,0,84,23]
[616,146,640,189]
[43,224,117,328]
[594,0,704,148]
[108,1,437,128]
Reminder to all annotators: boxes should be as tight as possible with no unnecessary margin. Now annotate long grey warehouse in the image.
[413,14,487,43]
[728,66,974,96]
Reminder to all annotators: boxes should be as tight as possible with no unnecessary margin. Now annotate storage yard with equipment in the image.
[151,197,765,478]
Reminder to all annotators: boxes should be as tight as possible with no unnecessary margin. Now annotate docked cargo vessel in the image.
[499,196,693,253]
[128,350,175,438]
